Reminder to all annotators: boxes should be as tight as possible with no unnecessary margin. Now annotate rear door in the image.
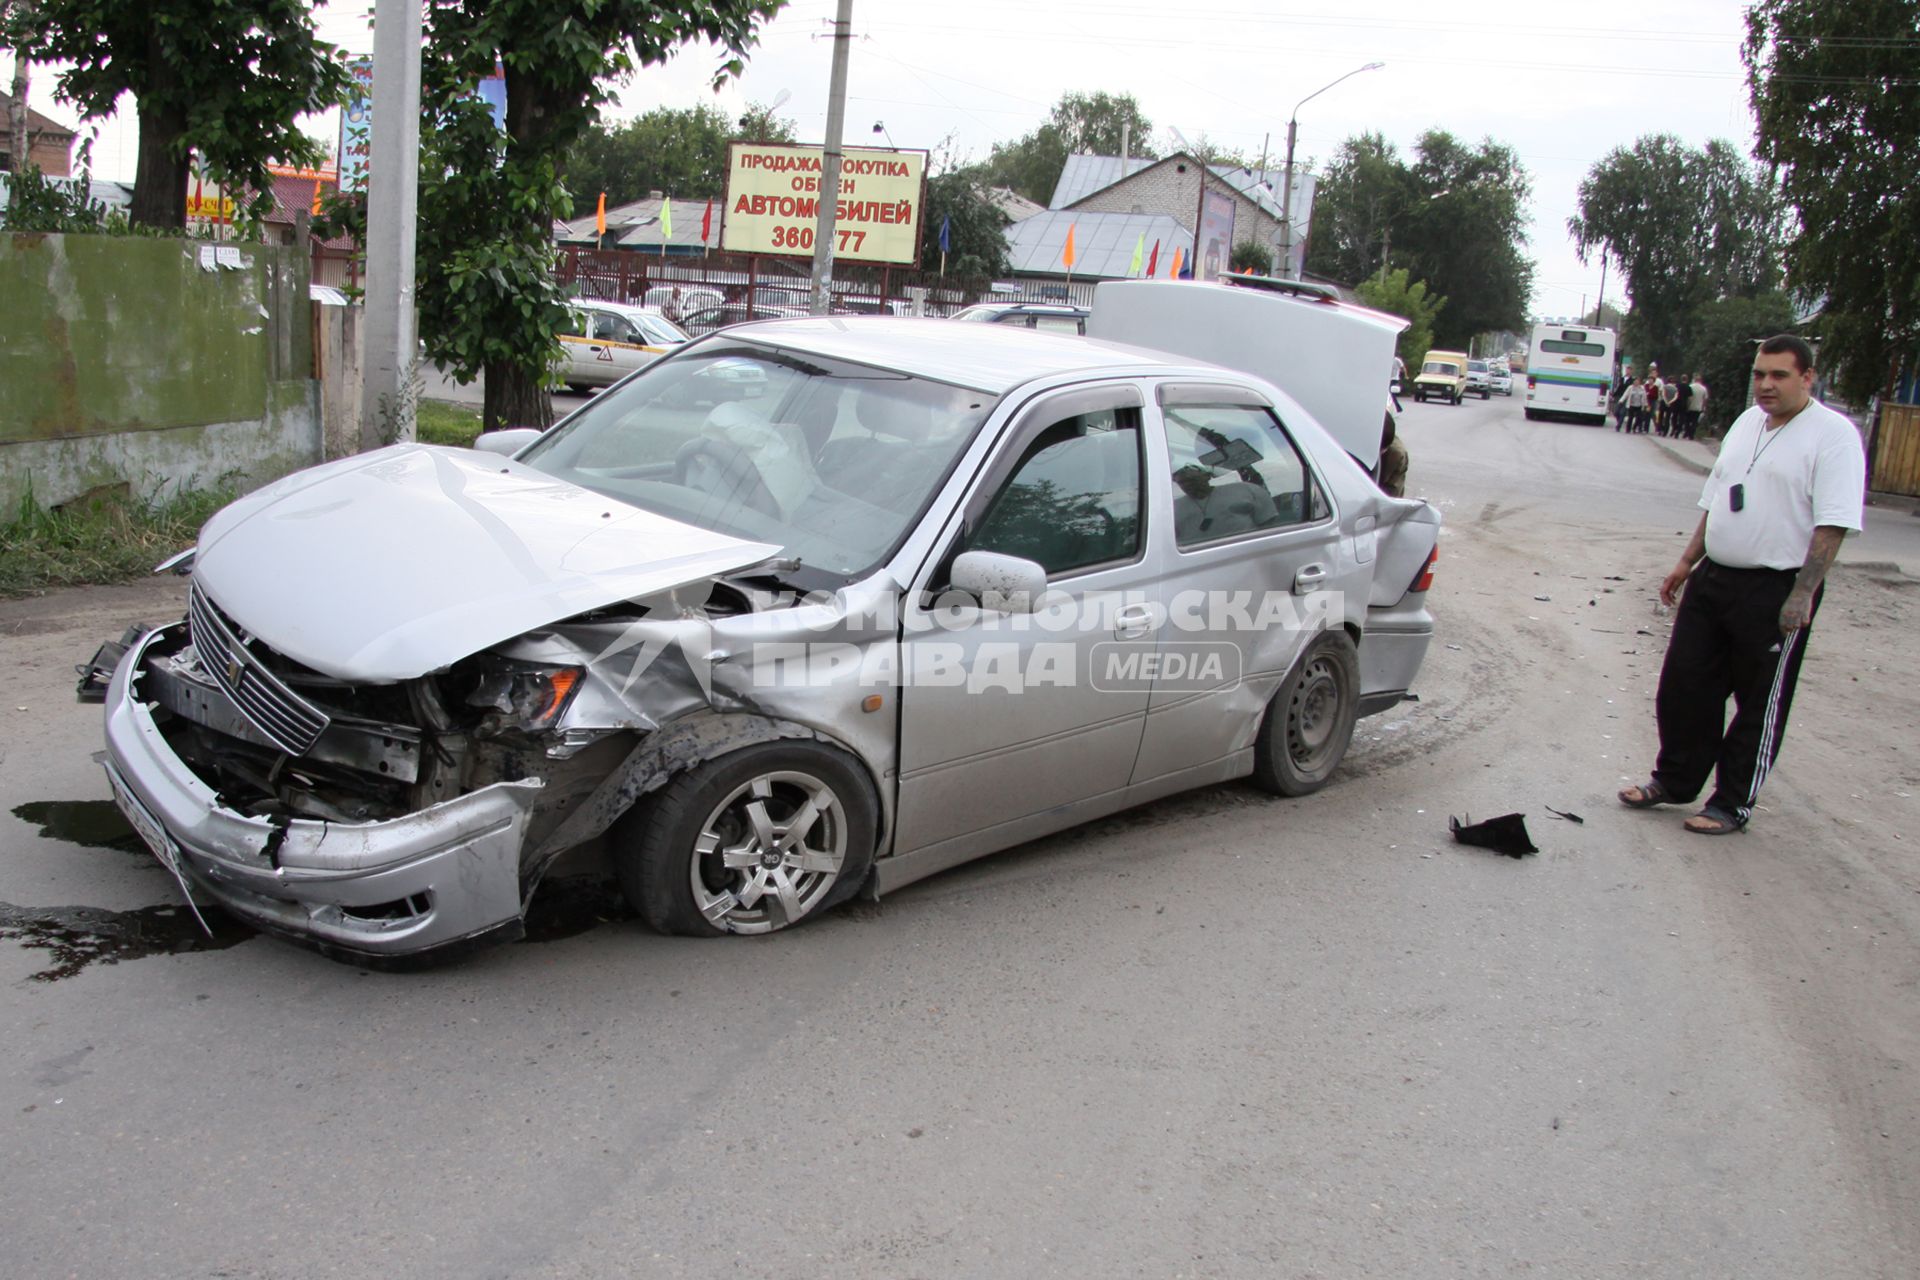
[1128,383,1357,786]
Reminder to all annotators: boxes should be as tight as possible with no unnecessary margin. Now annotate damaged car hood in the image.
[191,444,780,682]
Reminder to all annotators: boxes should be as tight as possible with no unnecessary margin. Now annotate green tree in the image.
[979,90,1158,205]
[417,0,783,433]
[1745,0,1920,407]
[1567,134,1786,372]
[922,168,1009,280]
[1228,239,1272,274]
[10,0,346,228]
[1684,291,1795,432]
[565,99,795,208]
[1305,130,1532,349]
[1356,267,1446,372]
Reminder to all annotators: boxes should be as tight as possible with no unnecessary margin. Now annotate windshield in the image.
[1423,360,1459,375]
[1468,361,1489,373]
[520,344,1000,577]
[950,305,1000,322]
[634,312,688,346]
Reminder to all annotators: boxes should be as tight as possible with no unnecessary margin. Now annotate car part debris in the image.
[1448,812,1538,857]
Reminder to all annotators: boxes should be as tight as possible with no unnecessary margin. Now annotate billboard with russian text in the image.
[722,143,927,265]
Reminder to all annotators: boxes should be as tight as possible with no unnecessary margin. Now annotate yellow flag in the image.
[660,198,673,239]
[1062,222,1076,269]
[595,192,606,236]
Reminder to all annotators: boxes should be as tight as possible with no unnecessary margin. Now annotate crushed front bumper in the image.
[100,626,543,963]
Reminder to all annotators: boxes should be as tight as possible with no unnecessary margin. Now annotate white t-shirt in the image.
[1700,397,1865,570]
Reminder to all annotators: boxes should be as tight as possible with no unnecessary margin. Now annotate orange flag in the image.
[1062,222,1077,269]
[1170,247,1185,279]
[595,192,607,237]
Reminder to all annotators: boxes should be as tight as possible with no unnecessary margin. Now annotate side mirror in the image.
[951,550,1047,614]
[471,428,544,457]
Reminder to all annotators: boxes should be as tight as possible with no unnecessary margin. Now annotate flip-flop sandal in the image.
[1683,805,1746,835]
[1617,780,1671,809]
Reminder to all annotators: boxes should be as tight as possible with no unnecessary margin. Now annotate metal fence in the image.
[554,246,1095,333]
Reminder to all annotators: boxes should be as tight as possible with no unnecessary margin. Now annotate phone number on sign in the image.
[769,225,868,252]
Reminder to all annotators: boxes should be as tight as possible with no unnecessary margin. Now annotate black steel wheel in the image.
[1251,632,1361,797]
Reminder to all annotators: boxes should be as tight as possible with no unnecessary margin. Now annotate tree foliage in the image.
[1567,134,1787,371]
[978,91,1158,206]
[417,0,783,433]
[1229,239,1273,275]
[1306,130,1532,349]
[11,0,346,228]
[1356,267,1446,372]
[1745,0,1920,406]
[1686,291,1796,431]
[564,99,794,208]
[922,170,1009,280]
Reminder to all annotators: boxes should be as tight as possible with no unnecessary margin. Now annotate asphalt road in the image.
[3,390,1917,1279]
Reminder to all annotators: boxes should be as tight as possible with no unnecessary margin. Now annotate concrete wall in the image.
[0,233,319,511]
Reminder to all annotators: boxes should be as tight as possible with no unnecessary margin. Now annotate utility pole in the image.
[358,0,423,449]
[809,0,852,316]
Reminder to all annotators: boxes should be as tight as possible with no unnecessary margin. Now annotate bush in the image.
[0,478,235,598]
[1229,239,1274,275]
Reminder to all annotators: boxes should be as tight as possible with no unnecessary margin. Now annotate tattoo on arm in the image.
[1793,526,1845,596]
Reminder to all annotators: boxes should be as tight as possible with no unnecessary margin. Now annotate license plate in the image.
[106,768,183,878]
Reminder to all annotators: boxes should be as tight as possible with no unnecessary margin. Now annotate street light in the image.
[872,121,896,149]
[1279,61,1384,279]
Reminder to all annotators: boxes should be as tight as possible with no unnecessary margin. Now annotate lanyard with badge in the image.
[1730,409,1800,512]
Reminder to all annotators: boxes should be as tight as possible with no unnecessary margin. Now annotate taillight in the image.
[1527,376,1536,389]
[1410,546,1437,594]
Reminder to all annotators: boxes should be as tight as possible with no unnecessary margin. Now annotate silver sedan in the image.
[89,318,1441,963]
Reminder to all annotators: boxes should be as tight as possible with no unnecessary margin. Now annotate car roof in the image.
[713,316,1215,394]
[572,298,665,319]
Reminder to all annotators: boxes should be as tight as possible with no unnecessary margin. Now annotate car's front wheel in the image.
[615,742,877,936]
[1251,632,1360,797]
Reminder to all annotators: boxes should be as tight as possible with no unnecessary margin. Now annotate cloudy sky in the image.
[11,0,1760,318]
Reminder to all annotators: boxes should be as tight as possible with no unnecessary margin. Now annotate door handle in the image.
[1293,564,1328,594]
[1112,603,1155,639]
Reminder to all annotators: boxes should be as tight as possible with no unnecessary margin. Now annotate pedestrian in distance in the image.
[1617,335,1866,835]
[1621,377,1646,434]
[1659,376,1681,437]
[1377,411,1408,498]
[1688,374,1709,439]
[1390,356,1406,414]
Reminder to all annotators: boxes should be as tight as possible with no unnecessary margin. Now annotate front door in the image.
[894,383,1162,853]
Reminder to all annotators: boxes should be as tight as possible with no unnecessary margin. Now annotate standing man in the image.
[1617,335,1865,834]
[1377,412,1409,497]
[1689,373,1709,438]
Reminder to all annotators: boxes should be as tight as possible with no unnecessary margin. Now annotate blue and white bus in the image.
[1524,323,1615,424]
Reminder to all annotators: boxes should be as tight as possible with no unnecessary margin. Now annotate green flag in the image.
[1129,232,1145,277]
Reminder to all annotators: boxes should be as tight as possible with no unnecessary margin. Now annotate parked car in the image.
[558,301,689,390]
[1413,350,1469,404]
[641,284,724,320]
[85,318,1439,965]
[949,301,1090,334]
[1465,359,1494,399]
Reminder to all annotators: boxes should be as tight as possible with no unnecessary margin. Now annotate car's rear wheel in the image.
[615,743,876,936]
[1251,632,1360,797]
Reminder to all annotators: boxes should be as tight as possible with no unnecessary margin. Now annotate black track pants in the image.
[1651,560,1820,823]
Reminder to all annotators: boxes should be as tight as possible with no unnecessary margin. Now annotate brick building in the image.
[0,92,76,177]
